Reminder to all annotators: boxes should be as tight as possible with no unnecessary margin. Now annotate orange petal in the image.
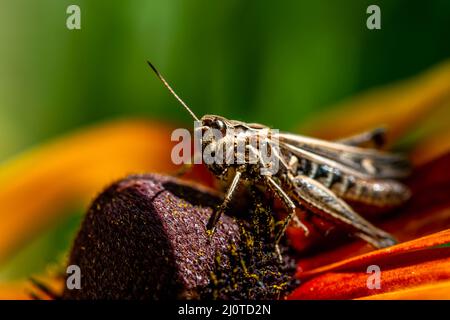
[358,280,450,300]
[301,60,450,144]
[297,230,450,279]
[288,230,450,300]
[0,119,176,262]
[0,275,63,300]
[411,127,450,167]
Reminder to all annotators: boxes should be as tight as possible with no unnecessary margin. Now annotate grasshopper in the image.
[148,62,410,255]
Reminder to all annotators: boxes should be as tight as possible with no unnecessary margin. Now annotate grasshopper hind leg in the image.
[290,174,397,249]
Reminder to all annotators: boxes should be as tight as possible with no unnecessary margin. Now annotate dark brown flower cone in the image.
[62,174,240,299]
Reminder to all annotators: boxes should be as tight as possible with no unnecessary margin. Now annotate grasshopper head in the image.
[200,115,231,134]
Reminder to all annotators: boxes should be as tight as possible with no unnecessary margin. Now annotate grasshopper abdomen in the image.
[296,158,410,207]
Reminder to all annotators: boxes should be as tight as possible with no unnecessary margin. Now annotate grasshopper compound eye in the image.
[215,119,225,131]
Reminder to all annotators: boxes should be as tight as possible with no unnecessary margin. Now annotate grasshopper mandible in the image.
[148,61,410,254]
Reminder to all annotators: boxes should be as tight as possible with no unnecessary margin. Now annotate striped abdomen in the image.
[297,158,410,207]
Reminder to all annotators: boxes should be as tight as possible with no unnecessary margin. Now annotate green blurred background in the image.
[1,0,450,161]
[0,0,449,280]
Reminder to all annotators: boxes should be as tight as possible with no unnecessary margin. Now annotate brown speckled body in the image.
[199,115,410,249]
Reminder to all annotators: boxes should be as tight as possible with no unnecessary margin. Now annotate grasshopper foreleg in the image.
[206,170,242,236]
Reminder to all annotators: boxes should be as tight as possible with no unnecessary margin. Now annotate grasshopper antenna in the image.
[147,61,200,122]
